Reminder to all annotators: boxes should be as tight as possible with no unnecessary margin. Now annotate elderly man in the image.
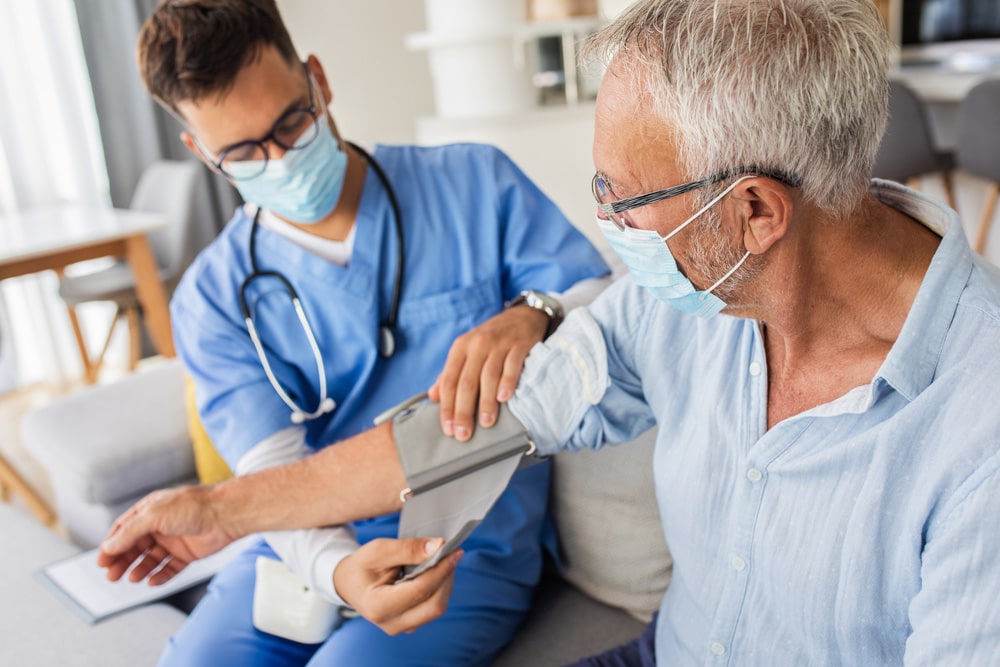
[101,0,1000,664]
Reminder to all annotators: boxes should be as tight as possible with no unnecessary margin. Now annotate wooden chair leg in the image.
[93,305,124,376]
[0,454,56,526]
[905,177,922,192]
[56,268,97,384]
[126,306,142,371]
[974,183,1000,255]
[1,480,10,502]
[941,171,957,211]
[62,303,96,385]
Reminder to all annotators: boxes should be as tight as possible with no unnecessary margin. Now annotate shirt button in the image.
[749,360,762,376]
[746,468,763,482]
[731,555,747,572]
[711,642,726,656]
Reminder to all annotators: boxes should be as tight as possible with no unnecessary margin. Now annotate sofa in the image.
[18,359,672,665]
[0,501,187,667]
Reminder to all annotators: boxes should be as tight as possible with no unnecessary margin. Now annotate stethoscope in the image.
[239,142,404,424]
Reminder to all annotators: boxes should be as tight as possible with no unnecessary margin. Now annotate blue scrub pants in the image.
[159,539,537,667]
[159,461,553,667]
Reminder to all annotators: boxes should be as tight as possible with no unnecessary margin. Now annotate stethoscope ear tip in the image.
[320,397,336,413]
[290,411,306,424]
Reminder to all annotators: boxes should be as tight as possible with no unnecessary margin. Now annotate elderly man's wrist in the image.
[205,480,250,539]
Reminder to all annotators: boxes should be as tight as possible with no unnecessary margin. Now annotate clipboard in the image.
[37,537,253,623]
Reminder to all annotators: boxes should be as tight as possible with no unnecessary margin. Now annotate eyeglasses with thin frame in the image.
[195,63,322,180]
[592,167,803,230]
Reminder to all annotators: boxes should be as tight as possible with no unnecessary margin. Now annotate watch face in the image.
[520,290,563,320]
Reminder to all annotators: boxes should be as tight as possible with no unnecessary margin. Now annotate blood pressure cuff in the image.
[376,393,538,575]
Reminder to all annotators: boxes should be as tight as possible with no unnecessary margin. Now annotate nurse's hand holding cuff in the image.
[333,537,462,636]
[429,295,557,442]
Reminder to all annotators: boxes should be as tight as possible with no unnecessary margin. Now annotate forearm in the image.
[208,422,406,538]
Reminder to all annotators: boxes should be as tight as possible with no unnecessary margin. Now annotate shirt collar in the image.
[868,179,974,403]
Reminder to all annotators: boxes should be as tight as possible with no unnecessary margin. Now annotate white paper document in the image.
[37,537,253,623]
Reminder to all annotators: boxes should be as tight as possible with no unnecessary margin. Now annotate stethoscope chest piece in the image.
[379,325,396,359]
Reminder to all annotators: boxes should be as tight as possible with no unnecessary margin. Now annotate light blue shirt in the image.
[510,181,1000,665]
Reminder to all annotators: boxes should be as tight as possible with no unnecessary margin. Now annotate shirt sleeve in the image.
[904,454,1000,664]
[237,427,358,606]
[509,276,657,455]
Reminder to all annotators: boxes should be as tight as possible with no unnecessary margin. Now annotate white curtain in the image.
[0,0,111,388]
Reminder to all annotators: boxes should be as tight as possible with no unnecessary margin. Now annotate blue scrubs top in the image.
[171,143,608,578]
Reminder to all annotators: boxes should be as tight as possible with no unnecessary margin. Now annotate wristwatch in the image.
[510,290,565,339]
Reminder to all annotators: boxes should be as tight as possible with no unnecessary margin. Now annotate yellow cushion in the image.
[184,374,233,484]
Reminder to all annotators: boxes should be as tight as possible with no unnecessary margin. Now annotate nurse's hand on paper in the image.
[429,305,548,442]
[97,485,237,585]
[334,537,462,636]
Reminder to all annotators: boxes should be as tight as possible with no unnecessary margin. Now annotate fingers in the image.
[98,539,153,582]
[433,306,549,441]
[148,556,190,586]
[495,344,529,404]
[383,550,462,635]
[434,343,466,438]
[100,492,164,556]
[475,352,506,428]
[450,345,489,441]
[375,537,445,569]
[126,543,174,583]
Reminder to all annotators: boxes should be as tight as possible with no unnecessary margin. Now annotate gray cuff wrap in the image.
[377,392,536,499]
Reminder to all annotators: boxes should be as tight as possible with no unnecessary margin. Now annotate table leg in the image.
[124,234,176,358]
[0,454,56,526]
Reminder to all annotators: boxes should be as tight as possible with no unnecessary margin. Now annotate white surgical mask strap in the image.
[704,250,751,296]
[663,175,753,242]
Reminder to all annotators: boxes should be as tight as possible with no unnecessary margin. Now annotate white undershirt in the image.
[254,204,355,267]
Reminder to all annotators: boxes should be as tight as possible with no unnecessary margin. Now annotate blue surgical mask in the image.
[596,176,752,318]
[228,114,346,223]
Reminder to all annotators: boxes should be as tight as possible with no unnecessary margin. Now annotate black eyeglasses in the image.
[593,167,803,229]
[196,64,321,180]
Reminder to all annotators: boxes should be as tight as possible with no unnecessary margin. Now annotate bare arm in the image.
[98,422,407,582]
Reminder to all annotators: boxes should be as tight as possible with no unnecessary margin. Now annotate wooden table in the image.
[0,204,176,525]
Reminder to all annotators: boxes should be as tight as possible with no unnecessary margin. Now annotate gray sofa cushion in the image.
[22,360,193,505]
[0,503,186,666]
[492,572,647,666]
[550,428,672,622]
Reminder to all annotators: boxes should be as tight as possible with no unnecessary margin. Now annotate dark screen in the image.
[902,0,1000,45]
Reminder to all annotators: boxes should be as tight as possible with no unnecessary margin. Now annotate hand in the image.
[428,305,548,441]
[333,537,463,636]
[97,485,238,585]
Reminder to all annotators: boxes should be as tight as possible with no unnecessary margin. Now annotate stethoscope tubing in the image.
[239,143,404,422]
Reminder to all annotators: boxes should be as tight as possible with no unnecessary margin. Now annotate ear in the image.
[729,177,793,254]
[180,131,205,162]
[180,131,225,177]
[306,54,333,107]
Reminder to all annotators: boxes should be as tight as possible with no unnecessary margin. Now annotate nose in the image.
[265,138,290,161]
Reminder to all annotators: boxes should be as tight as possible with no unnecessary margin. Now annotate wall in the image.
[277,0,605,248]
[277,0,434,144]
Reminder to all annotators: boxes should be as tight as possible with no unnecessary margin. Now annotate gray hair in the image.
[582,0,893,215]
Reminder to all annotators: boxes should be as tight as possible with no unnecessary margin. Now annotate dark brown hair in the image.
[137,0,299,115]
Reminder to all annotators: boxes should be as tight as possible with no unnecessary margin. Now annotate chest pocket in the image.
[398,278,498,334]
